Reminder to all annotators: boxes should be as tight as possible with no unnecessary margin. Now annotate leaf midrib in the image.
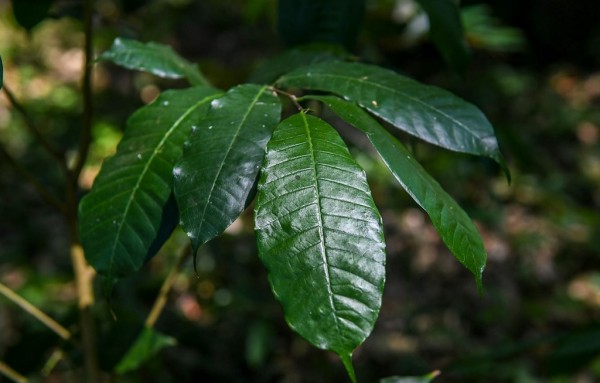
[283,71,493,143]
[194,86,269,244]
[301,113,338,330]
[107,95,215,277]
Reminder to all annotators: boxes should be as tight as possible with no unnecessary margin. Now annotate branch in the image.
[0,361,28,383]
[0,282,70,340]
[70,0,95,183]
[2,85,65,165]
[145,246,190,327]
[0,144,66,214]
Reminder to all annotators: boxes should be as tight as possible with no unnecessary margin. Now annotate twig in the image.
[41,348,65,377]
[0,361,28,383]
[0,144,67,214]
[0,282,70,340]
[271,86,304,111]
[68,243,99,382]
[65,0,100,381]
[145,246,190,327]
[70,0,95,183]
[2,85,65,164]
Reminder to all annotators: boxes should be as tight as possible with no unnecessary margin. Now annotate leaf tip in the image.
[475,273,485,296]
[340,353,357,383]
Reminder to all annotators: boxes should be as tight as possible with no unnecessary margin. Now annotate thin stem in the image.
[69,243,99,382]
[0,144,67,214]
[145,246,190,327]
[64,0,100,380]
[41,349,65,377]
[2,85,65,164]
[71,0,94,182]
[0,361,28,383]
[0,282,70,340]
[271,87,304,111]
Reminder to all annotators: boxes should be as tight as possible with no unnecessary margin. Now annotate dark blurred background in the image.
[1,0,599,382]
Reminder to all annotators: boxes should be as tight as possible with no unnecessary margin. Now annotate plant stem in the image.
[2,86,65,164]
[0,361,28,383]
[69,243,99,382]
[63,0,100,380]
[271,87,304,111]
[0,282,71,340]
[145,246,190,327]
[71,0,95,182]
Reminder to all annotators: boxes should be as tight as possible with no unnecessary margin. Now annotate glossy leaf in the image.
[249,44,349,85]
[416,0,470,73]
[115,326,176,374]
[174,84,281,254]
[308,95,486,290]
[278,0,365,50]
[255,113,386,381]
[100,38,209,86]
[79,87,221,282]
[143,193,179,264]
[278,61,509,178]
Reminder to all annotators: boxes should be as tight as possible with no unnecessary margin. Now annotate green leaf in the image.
[462,5,526,53]
[115,326,176,374]
[174,84,281,255]
[278,0,365,50]
[10,0,53,32]
[0,56,3,90]
[278,61,509,179]
[249,44,349,85]
[380,370,441,383]
[255,113,386,380]
[143,193,179,263]
[79,87,222,283]
[99,37,209,86]
[416,0,470,73]
[307,95,486,290]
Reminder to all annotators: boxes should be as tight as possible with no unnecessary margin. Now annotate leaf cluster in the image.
[79,34,506,381]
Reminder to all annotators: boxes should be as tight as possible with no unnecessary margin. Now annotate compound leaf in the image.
[174,84,281,254]
[100,37,209,86]
[255,113,386,381]
[278,61,509,179]
[308,95,486,290]
[79,87,221,282]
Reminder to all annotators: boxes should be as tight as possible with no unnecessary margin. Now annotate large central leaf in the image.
[174,84,281,254]
[278,61,508,177]
[79,87,222,282]
[255,113,386,380]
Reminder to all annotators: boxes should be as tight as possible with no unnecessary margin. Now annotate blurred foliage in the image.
[0,0,599,382]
